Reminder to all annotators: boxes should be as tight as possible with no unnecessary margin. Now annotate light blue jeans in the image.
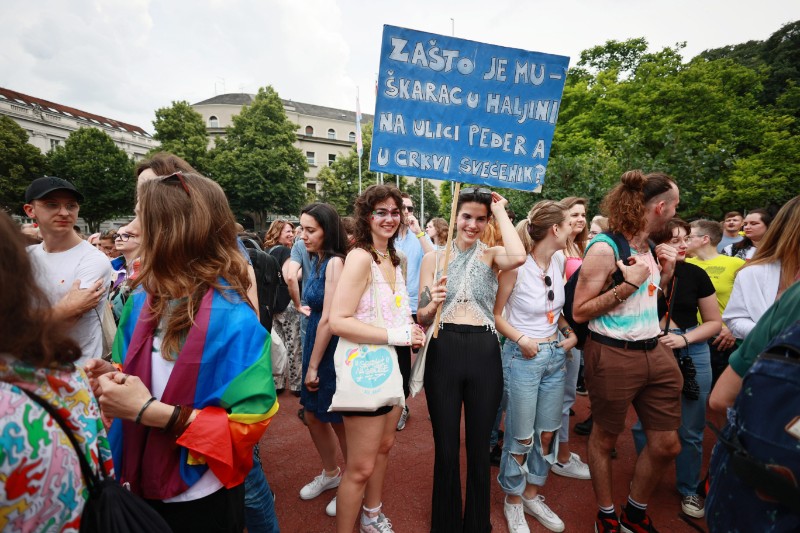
[497,340,567,495]
[631,327,712,496]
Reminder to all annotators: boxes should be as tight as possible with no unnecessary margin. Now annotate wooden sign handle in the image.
[432,182,460,338]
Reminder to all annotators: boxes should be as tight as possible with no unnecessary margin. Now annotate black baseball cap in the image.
[25,176,84,203]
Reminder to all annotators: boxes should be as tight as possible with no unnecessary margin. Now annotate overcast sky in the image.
[2,0,798,133]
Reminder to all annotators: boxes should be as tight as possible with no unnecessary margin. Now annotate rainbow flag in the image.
[108,284,277,500]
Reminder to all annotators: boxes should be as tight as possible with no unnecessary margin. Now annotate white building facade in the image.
[0,87,158,160]
[192,93,372,194]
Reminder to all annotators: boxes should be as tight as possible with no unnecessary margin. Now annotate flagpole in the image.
[356,87,363,195]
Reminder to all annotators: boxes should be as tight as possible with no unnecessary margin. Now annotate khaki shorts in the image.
[583,337,682,435]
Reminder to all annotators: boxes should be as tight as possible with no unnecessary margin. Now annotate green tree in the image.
[150,100,210,172]
[46,127,134,232]
[439,181,453,220]
[404,178,440,223]
[0,116,46,214]
[208,86,308,230]
[318,122,403,214]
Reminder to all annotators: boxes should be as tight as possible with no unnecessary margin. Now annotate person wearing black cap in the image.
[23,176,112,364]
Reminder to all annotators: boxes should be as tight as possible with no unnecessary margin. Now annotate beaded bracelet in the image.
[612,284,627,303]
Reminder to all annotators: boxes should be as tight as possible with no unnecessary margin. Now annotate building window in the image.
[50,139,61,150]
[307,183,317,193]
[328,154,337,166]
[327,128,336,140]
[349,131,356,142]
[209,116,219,128]
[305,125,314,136]
[306,151,316,165]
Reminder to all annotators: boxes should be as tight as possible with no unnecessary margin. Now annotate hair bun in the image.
[620,170,646,191]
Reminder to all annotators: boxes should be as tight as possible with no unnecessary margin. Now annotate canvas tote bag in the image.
[329,268,405,412]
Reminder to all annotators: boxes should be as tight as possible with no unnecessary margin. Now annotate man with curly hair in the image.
[573,170,681,533]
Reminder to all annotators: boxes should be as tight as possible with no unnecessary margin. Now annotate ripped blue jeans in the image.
[497,340,566,495]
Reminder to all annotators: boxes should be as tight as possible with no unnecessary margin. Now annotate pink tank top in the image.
[565,256,583,280]
[354,261,413,328]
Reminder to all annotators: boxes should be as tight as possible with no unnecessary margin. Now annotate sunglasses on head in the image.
[459,187,492,201]
[160,172,191,196]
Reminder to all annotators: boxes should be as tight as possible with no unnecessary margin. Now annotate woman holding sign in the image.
[417,187,526,533]
[330,184,425,533]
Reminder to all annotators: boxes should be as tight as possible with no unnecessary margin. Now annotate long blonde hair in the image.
[134,172,251,359]
[517,200,568,254]
[561,196,588,258]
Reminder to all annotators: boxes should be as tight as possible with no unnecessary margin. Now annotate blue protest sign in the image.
[369,25,569,192]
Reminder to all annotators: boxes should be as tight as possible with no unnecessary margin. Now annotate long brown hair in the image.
[746,196,800,292]
[353,184,403,267]
[263,219,294,248]
[133,172,251,360]
[601,170,675,237]
[0,212,80,366]
[561,196,588,257]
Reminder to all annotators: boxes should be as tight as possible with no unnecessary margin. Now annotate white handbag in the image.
[328,271,405,412]
[409,327,434,397]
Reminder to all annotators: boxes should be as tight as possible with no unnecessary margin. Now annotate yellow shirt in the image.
[687,254,745,321]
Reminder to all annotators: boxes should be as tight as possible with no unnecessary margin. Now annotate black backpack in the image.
[242,238,282,333]
[562,232,654,349]
[21,388,172,533]
[266,245,292,314]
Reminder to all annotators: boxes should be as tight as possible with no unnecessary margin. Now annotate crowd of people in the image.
[2,151,798,533]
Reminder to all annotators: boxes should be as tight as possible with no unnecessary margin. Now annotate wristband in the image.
[387,326,414,346]
[515,333,525,344]
[162,405,181,432]
[135,396,157,425]
[623,280,640,290]
[612,284,627,303]
[416,231,426,238]
[680,334,690,348]
[560,326,574,337]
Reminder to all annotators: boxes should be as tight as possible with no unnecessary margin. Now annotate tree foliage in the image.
[45,128,134,232]
[318,122,404,214]
[0,116,46,214]
[531,22,800,221]
[150,100,210,172]
[405,178,440,223]
[208,86,309,230]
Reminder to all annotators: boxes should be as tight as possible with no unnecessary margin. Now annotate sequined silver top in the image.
[438,241,498,330]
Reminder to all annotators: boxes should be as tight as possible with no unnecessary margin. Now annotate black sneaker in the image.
[620,508,658,532]
[595,512,620,533]
[575,415,593,435]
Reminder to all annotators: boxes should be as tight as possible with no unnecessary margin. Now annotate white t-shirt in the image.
[505,253,566,338]
[28,240,113,364]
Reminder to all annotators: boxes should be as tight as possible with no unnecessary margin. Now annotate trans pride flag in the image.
[108,284,277,500]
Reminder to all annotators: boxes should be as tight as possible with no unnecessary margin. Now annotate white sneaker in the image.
[681,494,705,518]
[299,468,341,500]
[551,452,591,480]
[503,498,531,533]
[522,495,565,532]
[360,512,394,532]
[326,496,337,517]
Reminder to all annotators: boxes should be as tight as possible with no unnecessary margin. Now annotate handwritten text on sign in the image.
[369,26,569,191]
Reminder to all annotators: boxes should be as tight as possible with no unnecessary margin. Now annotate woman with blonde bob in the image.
[87,172,277,532]
[330,184,425,533]
[494,200,578,533]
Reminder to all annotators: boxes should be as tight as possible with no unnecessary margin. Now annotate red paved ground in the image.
[259,390,712,532]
